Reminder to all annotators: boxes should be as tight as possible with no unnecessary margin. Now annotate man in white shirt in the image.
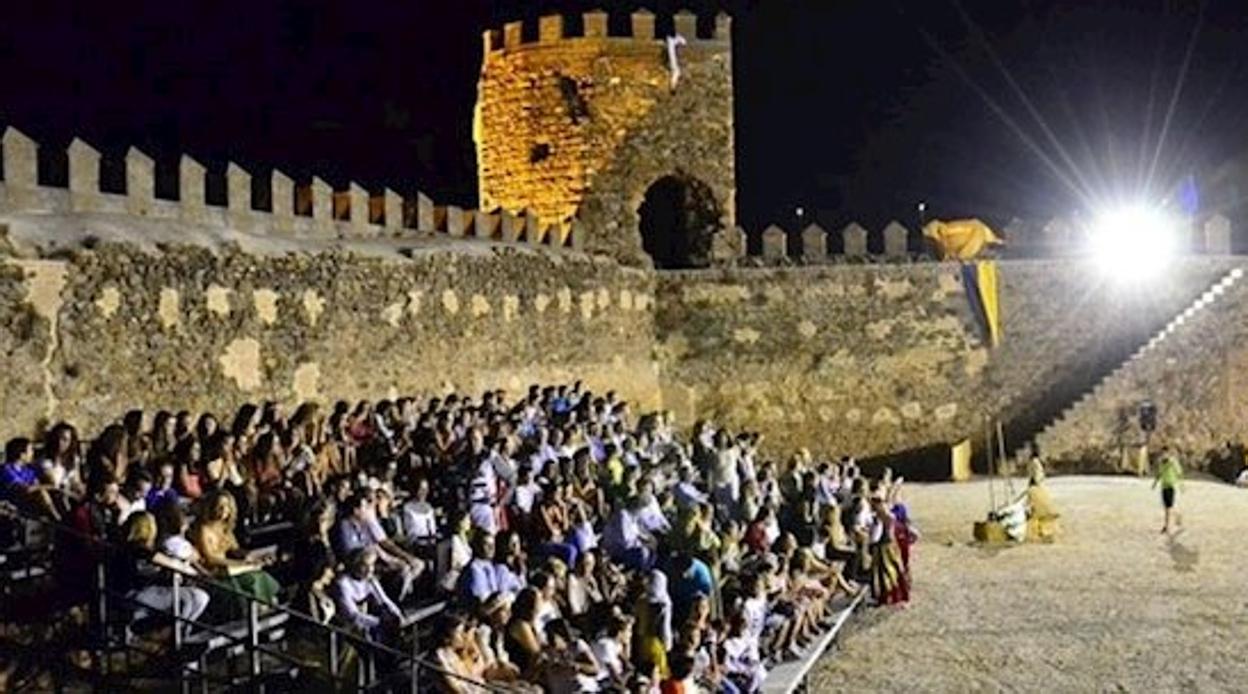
[333,546,403,639]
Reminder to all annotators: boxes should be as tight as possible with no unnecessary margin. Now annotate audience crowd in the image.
[0,381,916,693]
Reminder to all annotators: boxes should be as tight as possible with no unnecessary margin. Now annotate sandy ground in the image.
[810,475,1248,693]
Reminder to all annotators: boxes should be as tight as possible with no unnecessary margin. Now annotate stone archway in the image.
[637,174,721,269]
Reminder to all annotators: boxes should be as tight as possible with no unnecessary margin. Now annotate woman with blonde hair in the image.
[112,511,211,624]
[188,491,281,606]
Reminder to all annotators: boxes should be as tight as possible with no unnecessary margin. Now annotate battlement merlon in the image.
[0,126,578,251]
[482,10,731,55]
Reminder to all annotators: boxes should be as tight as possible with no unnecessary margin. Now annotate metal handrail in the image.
[0,501,506,693]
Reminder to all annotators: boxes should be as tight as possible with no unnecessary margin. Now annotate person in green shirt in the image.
[1152,447,1184,534]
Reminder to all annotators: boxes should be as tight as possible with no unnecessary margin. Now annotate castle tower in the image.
[475,10,737,267]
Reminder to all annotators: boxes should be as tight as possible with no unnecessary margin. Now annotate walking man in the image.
[1152,446,1184,534]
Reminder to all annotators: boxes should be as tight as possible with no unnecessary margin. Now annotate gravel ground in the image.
[810,475,1248,693]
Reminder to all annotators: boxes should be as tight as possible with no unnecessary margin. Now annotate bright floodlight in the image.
[1088,204,1176,280]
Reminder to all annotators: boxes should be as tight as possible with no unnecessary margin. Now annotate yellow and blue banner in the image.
[961,260,1001,347]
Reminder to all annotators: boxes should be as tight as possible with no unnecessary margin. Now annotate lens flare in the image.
[1088,204,1177,281]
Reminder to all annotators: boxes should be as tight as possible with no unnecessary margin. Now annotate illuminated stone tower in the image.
[475,10,737,267]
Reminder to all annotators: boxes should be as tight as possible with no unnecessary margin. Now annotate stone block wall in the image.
[1035,265,1248,469]
[654,265,985,457]
[476,11,735,266]
[0,241,659,438]
[653,259,1239,462]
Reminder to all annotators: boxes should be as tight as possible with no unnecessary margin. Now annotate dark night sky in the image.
[3,0,1248,233]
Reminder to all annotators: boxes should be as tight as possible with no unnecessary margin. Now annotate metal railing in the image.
[0,502,503,693]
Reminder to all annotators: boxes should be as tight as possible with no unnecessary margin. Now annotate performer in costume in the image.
[868,492,909,607]
[1015,459,1060,542]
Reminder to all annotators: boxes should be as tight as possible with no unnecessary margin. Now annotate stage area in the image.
[812,476,1248,692]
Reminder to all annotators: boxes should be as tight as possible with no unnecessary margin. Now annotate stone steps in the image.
[1032,267,1245,459]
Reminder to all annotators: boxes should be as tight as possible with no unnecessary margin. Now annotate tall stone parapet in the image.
[1204,214,1232,255]
[842,222,869,259]
[801,223,827,262]
[882,220,909,260]
[476,10,736,267]
[1,127,38,208]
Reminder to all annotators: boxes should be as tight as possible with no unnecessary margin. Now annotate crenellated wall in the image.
[0,127,582,251]
[652,259,1239,462]
[476,10,735,266]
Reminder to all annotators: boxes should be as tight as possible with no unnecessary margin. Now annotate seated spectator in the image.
[721,612,766,694]
[112,511,211,626]
[592,614,634,686]
[117,469,152,523]
[154,502,207,573]
[2,437,67,520]
[493,530,528,597]
[332,491,423,603]
[432,612,490,693]
[566,549,605,628]
[459,532,501,604]
[504,587,544,681]
[440,511,473,593]
[398,476,438,550]
[603,496,655,572]
[171,437,203,501]
[333,546,403,640]
[473,593,523,683]
[39,423,85,500]
[543,618,602,692]
[146,461,180,512]
[188,491,281,605]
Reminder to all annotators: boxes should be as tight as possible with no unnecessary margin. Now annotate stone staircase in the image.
[1032,266,1246,462]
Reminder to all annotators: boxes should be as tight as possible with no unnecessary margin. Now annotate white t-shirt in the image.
[161,534,196,561]
[592,636,625,679]
[742,596,768,641]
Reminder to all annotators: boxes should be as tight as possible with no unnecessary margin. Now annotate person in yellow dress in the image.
[1016,458,1060,542]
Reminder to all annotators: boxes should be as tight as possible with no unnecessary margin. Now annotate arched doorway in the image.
[638,174,720,269]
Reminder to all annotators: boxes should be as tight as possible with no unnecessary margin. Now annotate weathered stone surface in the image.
[179,155,206,211]
[883,220,908,259]
[1035,264,1248,470]
[761,225,787,259]
[801,223,827,261]
[473,210,500,240]
[383,189,403,232]
[271,170,295,234]
[415,191,435,233]
[125,147,155,216]
[2,127,38,190]
[347,183,369,233]
[842,223,868,258]
[538,14,564,42]
[654,259,1238,462]
[68,138,103,212]
[674,11,697,38]
[500,210,523,243]
[1205,215,1231,255]
[631,9,655,38]
[583,10,608,37]
[476,17,735,265]
[227,162,251,215]
[0,243,660,439]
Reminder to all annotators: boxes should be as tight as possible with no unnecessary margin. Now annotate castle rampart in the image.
[476,10,735,266]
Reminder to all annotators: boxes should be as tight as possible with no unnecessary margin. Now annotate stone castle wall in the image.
[1035,264,1248,469]
[653,260,1238,461]
[476,11,735,265]
[1,240,659,438]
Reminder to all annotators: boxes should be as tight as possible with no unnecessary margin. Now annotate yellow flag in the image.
[976,260,1001,346]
